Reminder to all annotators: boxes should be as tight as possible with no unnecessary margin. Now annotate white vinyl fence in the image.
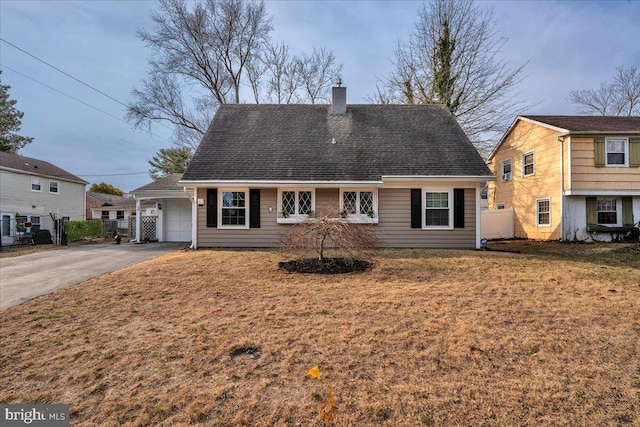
[481,208,514,239]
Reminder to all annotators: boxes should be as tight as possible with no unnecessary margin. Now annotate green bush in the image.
[65,220,103,242]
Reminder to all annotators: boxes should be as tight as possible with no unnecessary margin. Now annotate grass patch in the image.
[0,242,638,426]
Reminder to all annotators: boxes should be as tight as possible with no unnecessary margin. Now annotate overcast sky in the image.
[1,0,639,192]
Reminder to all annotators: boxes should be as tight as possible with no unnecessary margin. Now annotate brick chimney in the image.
[331,78,346,115]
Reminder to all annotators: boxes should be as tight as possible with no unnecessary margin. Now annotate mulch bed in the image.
[278,257,371,274]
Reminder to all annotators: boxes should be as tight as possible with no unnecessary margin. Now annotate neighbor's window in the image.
[221,191,246,227]
[31,177,43,192]
[279,189,315,218]
[597,198,618,225]
[29,216,41,232]
[101,211,110,220]
[522,151,534,177]
[116,211,125,220]
[425,191,451,227]
[49,180,59,194]
[605,138,628,166]
[496,203,505,210]
[536,198,550,227]
[501,158,512,182]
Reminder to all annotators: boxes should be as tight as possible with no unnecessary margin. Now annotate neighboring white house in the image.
[0,151,87,246]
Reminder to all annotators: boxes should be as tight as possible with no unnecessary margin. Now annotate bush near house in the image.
[64,220,102,242]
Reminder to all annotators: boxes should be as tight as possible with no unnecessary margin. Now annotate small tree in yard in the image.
[279,209,378,274]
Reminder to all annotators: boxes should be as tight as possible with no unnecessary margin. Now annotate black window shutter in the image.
[249,189,260,228]
[454,189,465,228]
[410,189,422,228]
[206,188,217,228]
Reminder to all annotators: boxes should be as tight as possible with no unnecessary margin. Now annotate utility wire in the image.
[0,37,174,133]
[0,64,172,144]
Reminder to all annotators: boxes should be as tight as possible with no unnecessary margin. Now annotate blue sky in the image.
[1,0,639,192]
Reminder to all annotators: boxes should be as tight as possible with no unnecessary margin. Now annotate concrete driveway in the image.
[0,242,186,310]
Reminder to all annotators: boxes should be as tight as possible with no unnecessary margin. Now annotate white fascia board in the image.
[132,190,192,200]
[565,190,640,196]
[487,116,569,162]
[381,175,496,182]
[178,180,384,188]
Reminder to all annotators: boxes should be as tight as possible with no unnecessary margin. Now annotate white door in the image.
[164,199,192,242]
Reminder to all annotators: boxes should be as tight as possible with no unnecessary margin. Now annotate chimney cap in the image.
[336,77,342,87]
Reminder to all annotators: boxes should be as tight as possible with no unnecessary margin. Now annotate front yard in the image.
[0,242,638,426]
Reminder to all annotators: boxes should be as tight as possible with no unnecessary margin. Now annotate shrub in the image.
[65,220,103,242]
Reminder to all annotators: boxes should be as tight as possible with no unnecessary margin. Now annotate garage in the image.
[164,198,192,242]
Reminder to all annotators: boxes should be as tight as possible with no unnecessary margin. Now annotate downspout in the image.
[557,134,565,241]
[476,184,482,249]
[135,198,141,243]
[185,186,198,250]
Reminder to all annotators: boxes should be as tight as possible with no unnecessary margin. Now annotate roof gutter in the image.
[178,180,385,188]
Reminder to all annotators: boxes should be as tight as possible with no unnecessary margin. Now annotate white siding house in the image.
[1,152,87,246]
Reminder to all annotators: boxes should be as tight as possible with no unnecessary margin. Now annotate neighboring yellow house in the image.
[487,116,640,242]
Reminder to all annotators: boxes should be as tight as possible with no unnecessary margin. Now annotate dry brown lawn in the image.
[1,241,639,426]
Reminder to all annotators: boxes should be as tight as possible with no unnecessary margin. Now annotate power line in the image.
[0,37,174,133]
[0,64,172,144]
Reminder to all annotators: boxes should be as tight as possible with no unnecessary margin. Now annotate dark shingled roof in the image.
[132,173,184,192]
[183,104,492,182]
[87,192,135,208]
[0,151,87,184]
[523,115,640,132]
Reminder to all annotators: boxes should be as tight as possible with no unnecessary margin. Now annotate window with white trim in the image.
[49,180,59,194]
[496,203,505,210]
[596,198,619,225]
[31,177,43,192]
[424,190,452,229]
[29,216,41,232]
[536,198,550,227]
[116,211,125,220]
[220,190,247,227]
[522,151,534,177]
[339,189,378,222]
[605,138,628,166]
[277,189,315,221]
[1,215,10,236]
[501,158,512,182]
[101,211,110,220]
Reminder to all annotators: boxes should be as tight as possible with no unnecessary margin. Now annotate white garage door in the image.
[164,199,192,242]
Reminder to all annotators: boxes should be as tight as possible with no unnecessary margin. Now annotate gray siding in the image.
[377,188,476,248]
[196,187,476,248]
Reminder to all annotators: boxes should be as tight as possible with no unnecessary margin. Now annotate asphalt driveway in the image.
[0,242,186,310]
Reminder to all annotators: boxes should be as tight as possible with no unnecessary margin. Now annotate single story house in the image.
[177,86,494,249]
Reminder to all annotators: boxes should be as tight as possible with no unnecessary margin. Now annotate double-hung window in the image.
[522,151,534,177]
[221,190,247,227]
[340,189,377,222]
[596,198,618,225]
[605,138,628,167]
[501,158,512,182]
[49,180,59,194]
[278,189,315,222]
[536,198,550,227]
[425,190,452,228]
[31,177,43,192]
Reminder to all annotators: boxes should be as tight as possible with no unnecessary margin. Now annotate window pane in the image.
[426,192,448,208]
[49,181,59,193]
[596,198,617,224]
[607,140,624,153]
[282,191,295,215]
[360,191,373,215]
[117,211,125,220]
[31,178,42,191]
[30,216,41,232]
[343,191,357,214]
[607,153,625,165]
[101,211,109,219]
[426,209,449,226]
[222,191,246,225]
[298,191,312,215]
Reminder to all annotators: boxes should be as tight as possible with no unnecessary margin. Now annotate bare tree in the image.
[279,209,378,261]
[569,65,640,116]
[128,0,343,166]
[369,0,529,156]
